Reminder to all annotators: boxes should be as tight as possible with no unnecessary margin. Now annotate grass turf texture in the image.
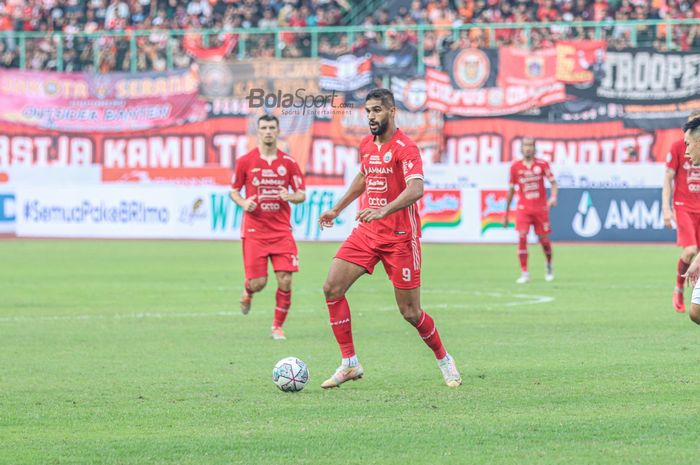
[1,240,699,465]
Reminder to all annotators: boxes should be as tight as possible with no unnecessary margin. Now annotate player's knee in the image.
[683,246,698,261]
[277,273,292,289]
[249,278,267,293]
[399,303,422,324]
[690,304,700,325]
[323,280,343,300]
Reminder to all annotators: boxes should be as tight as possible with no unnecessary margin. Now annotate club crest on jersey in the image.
[533,165,542,174]
[252,177,260,186]
[277,165,287,176]
[383,151,392,163]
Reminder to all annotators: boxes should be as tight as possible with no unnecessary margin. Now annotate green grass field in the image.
[1,239,699,465]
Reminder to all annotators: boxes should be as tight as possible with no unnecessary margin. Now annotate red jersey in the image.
[358,128,423,242]
[231,148,305,239]
[666,138,700,212]
[509,158,554,212]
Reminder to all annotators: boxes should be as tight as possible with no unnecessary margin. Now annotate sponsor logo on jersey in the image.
[260,202,281,211]
[258,177,286,186]
[262,169,276,177]
[252,177,260,186]
[293,175,303,188]
[368,197,388,207]
[369,155,382,165]
[366,177,388,193]
[251,168,261,173]
[383,151,392,163]
[402,160,414,175]
[259,187,281,199]
[367,166,393,174]
[277,165,287,176]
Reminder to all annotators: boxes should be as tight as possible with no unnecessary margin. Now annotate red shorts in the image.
[335,228,421,289]
[516,209,551,235]
[675,209,700,247]
[242,235,298,280]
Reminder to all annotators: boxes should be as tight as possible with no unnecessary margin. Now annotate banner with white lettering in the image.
[566,48,700,104]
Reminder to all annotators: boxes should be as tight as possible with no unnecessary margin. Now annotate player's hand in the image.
[243,195,257,212]
[278,186,292,202]
[663,209,674,229]
[319,209,338,229]
[683,260,700,286]
[356,207,388,223]
[548,197,557,208]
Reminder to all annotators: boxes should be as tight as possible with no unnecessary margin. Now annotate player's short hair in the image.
[689,110,700,122]
[522,136,535,145]
[684,116,700,139]
[365,88,395,109]
[257,114,279,127]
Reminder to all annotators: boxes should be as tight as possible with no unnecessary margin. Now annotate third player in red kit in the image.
[662,111,700,313]
[504,137,558,284]
[317,88,462,389]
[230,115,306,340]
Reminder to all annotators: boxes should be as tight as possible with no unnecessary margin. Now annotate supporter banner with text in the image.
[0,68,206,132]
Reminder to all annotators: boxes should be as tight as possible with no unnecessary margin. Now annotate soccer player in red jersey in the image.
[663,111,700,313]
[677,117,700,323]
[229,115,306,340]
[503,137,558,284]
[317,88,462,388]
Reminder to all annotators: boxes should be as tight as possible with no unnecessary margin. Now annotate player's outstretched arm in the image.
[357,178,424,223]
[662,168,676,228]
[319,172,366,229]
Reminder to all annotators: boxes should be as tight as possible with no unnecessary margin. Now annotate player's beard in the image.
[369,118,388,136]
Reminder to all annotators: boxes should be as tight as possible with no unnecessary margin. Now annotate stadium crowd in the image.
[0,0,697,71]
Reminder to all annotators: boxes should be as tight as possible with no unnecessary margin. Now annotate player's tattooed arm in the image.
[357,178,424,223]
[319,172,366,229]
[662,168,676,229]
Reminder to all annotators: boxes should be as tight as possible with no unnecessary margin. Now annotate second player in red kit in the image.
[230,115,306,340]
[317,88,462,389]
[662,111,700,313]
[504,137,558,284]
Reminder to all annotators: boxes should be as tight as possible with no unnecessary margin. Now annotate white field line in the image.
[0,290,553,323]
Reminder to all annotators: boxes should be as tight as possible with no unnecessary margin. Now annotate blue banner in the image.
[550,188,674,242]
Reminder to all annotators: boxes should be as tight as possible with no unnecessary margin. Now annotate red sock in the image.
[272,288,291,328]
[518,234,528,272]
[677,259,690,290]
[413,310,447,360]
[327,296,355,358]
[540,237,553,266]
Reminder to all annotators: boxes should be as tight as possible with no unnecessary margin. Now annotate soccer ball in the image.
[272,357,309,392]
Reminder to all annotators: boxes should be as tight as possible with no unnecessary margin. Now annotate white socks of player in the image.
[342,356,359,368]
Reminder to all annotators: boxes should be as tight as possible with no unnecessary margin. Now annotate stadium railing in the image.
[0,19,697,73]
